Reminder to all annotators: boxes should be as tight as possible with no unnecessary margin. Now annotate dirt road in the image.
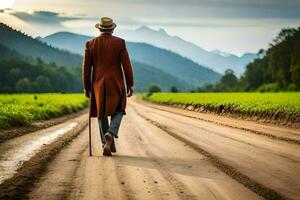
[1,98,300,200]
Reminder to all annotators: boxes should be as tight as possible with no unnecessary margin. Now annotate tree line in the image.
[0,58,82,93]
[197,27,300,92]
[146,27,300,94]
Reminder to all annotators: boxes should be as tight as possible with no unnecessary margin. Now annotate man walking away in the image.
[82,17,134,156]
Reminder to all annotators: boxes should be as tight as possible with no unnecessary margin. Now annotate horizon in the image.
[0,0,300,56]
[0,23,255,58]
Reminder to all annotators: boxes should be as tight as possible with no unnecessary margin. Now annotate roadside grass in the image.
[0,94,88,129]
[142,92,300,117]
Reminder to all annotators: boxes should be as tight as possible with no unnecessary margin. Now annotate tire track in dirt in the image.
[0,109,88,144]
[131,106,288,200]
[101,157,137,200]
[144,150,198,200]
[138,100,300,145]
[114,121,170,200]
[128,113,198,200]
[145,110,299,164]
[126,106,259,200]
[67,120,137,200]
[29,131,89,200]
[63,146,89,200]
[108,114,187,200]
[27,103,261,200]
[66,149,88,200]
[0,118,88,200]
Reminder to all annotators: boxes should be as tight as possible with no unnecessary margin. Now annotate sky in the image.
[0,0,300,56]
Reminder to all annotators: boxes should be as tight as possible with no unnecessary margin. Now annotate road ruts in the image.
[129,99,300,200]
[28,100,261,200]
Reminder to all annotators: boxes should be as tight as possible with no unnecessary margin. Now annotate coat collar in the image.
[100,32,112,36]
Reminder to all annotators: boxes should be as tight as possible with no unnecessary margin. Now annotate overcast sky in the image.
[1,0,299,55]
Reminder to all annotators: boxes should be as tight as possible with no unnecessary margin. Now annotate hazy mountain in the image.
[126,43,220,87]
[0,23,82,67]
[115,26,257,75]
[41,31,89,55]
[40,32,221,87]
[0,43,23,60]
[0,24,193,91]
[132,61,191,92]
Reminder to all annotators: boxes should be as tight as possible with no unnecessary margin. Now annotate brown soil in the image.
[28,109,260,200]
[133,107,285,200]
[0,108,88,144]
[130,99,300,199]
[142,98,300,128]
[0,115,88,200]
[1,97,299,200]
[137,98,300,145]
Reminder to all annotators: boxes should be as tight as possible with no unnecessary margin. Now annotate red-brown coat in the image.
[82,33,134,118]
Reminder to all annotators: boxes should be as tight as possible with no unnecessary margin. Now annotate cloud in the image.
[97,0,300,19]
[103,0,300,9]
[9,10,143,26]
[10,10,88,25]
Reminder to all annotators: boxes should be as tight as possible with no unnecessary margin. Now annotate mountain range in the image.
[115,26,257,75]
[0,23,82,67]
[41,26,256,75]
[39,31,221,87]
[0,23,221,91]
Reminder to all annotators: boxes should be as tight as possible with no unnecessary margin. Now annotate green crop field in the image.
[143,92,300,114]
[0,94,88,129]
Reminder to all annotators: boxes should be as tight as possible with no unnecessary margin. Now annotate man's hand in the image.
[127,86,134,97]
[84,89,90,98]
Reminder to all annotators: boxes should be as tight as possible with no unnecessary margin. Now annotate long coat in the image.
[82,32,134,118]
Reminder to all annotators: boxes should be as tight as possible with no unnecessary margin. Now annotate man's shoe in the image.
[103,133,112,156]
[111,137,117,153]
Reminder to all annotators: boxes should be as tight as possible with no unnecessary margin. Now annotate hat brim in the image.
[95,23,117,30]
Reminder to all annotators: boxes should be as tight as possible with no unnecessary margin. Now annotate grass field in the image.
[0,94,88,129]
[142,92,300,115]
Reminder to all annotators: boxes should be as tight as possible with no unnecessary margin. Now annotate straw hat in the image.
[95,17,117,30]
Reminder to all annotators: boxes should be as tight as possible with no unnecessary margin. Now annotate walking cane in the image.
[89,66,94,157]
[89,98,92,156]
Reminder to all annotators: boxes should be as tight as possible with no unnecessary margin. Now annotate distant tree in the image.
[196,70,239,92]
[290,63,300,88]
[197,27,300,92]
[35,57,44,66]
[243,57,271,90]
[258,49,266,59]
[272,28,297,45]
[33,75,53,92]
[8,68,21,78]
[241,27,300,91]
[170,86,178,93]
[16,77,32,93]
[0,57,83,93]
[220,69,239,89]
[8,68,21,86]
[197,84,215,92]
[48,61,57,68]
[147,84,161,95]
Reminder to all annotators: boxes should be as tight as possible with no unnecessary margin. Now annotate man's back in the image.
[88,34,125,68]
[83,32,134,119]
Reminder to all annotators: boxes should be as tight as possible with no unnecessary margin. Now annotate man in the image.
[82,17,134,156]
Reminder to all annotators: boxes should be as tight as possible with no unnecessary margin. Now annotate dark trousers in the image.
[97,111,123,145]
